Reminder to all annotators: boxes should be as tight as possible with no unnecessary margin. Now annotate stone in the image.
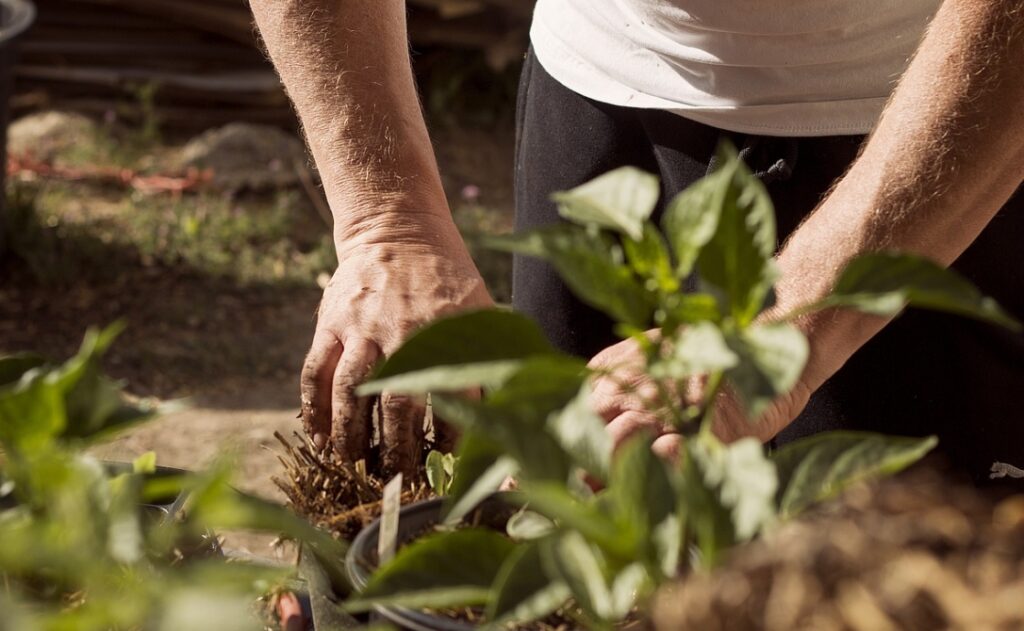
[177,122,309,191]
[8,111,99,164]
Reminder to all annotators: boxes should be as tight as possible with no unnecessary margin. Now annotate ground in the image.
[0,112,514,558]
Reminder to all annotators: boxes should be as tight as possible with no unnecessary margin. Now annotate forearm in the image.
[773,0,1024,392]
[250,0,451,249]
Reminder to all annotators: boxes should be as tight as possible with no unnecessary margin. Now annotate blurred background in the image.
[0,0,530,549]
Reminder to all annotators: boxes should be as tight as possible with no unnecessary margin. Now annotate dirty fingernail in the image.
[313,433,327,450]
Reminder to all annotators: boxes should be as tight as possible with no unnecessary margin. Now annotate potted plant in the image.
[331,144,1018,630]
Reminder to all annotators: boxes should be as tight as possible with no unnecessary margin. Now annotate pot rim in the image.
[344,493,520,631]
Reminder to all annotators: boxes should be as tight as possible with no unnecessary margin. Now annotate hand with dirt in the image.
[588,334,811,457]
[249,1,495,476]
[301,216,493,476]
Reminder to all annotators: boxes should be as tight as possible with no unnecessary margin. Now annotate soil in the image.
[651,459,1024,631]
[0,256,323,559]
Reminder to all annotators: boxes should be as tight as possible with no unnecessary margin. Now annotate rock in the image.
[8,111,99,164]
[177,122,309,191]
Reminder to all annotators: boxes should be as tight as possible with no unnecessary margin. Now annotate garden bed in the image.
[652,459,1024,630]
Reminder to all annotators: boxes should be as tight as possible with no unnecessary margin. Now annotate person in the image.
[250,0,1024,482]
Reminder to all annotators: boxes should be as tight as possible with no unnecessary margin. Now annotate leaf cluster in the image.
[0,325,348,631]
[347,143,1019,627]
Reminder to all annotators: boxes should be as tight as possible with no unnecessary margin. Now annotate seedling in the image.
[348,144,1018,628]
[0,325,349,631]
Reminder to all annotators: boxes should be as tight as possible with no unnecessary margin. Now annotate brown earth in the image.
[0,114,515,559]
[652,461,1024,631]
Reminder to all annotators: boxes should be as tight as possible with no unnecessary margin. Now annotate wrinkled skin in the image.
[300,224,492,477]
[587,334,812,459]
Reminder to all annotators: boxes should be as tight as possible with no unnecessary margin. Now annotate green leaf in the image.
[433,395,570,486]
[772,431,937,519]
[506,509,555,541]
[623,223,678,293]
[107,472,144,564]
[347,587,494,613]
[298,546,362,629]
[485,356,589,414]
[552,166,659,240]
[425,450,448,495]
[662,165,730,278]
[185,465,349,586]
[610,563,650,619]
[725,322,808,419]
[0,354,46,389]
[651,513,683,578]
[442,431,519,525]
[51,323,158,442]
[425,450,444,491]
[361,310,558,394]
[650,322,738,381]
[487,540,570,624]
[687,436,777,557]
[486,226,655,327]
[545,384,612,480]
[519,483,625,557]
[445,456,517,527]
[436,356,590,491]
[0,370,65,453]
[817,252,1020,331]
[0,326,141,453]
[659,293,722,329]
[543,531,613,621]
[608,435,677,561]
[361,318,585,398]
[695,144,778,325]
[132,452,157,474]
[360,360,524,396]
[349,529,517,611]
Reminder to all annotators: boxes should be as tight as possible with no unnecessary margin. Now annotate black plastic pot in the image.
[0,0,35,258]
[345,494,520,631]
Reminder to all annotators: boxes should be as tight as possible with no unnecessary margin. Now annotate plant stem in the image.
[696,371,724,441]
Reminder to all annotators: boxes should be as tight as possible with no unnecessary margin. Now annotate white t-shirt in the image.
[530,0,941,136]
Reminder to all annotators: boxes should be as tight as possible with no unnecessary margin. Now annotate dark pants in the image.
[512,50,1024,483]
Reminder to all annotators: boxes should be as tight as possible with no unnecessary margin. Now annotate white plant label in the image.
[378,473,402,565]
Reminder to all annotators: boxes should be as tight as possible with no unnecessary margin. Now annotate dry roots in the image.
[272,431,431,541]
[652,463,1024,631]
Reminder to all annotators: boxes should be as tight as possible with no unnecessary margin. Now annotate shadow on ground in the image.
[0,232,319,406]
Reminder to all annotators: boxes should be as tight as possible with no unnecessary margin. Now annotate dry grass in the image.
[272,432,432,542]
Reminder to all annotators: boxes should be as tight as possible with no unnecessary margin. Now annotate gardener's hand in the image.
[588,336,686,460]
[588,334,812,457]
[301,216,493,476]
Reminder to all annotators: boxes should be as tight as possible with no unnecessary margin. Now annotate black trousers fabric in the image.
[512,50,1024,482]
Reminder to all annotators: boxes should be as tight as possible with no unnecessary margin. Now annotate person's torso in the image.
[529,0,942,136]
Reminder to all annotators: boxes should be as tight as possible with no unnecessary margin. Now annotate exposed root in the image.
[272,431,432,541]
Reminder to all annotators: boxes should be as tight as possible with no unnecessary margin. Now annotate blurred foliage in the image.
[2,180,336,287]
[0,325,348,631]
